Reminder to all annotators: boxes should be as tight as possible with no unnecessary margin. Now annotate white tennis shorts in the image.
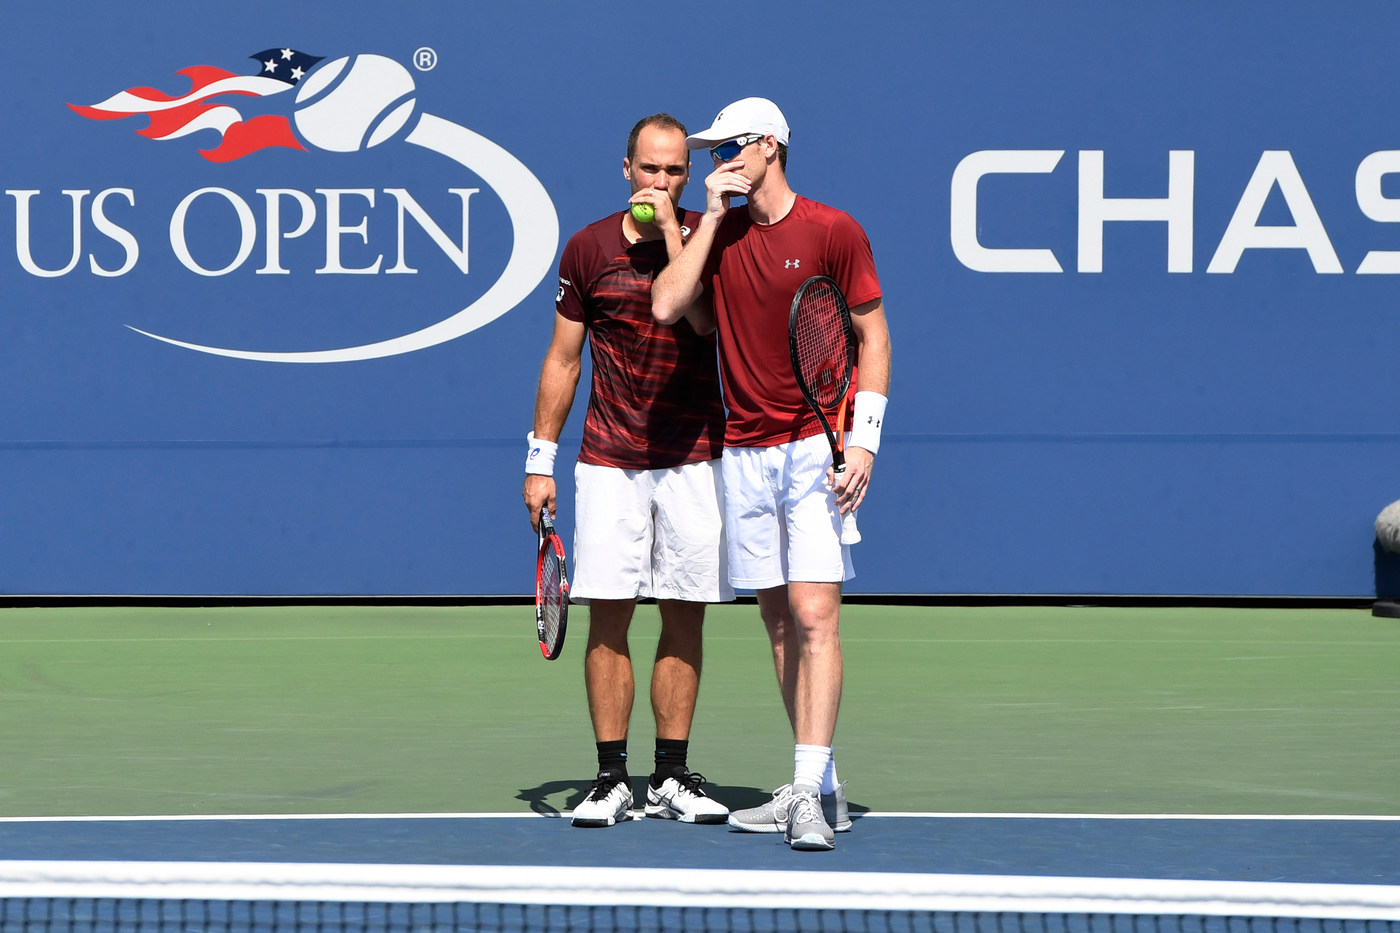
[571,459,733,604]
[722,433,854,589]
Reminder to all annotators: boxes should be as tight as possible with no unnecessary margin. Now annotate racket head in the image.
[789,275,856,413]
[535,510,569,660]
[790,275,856,469]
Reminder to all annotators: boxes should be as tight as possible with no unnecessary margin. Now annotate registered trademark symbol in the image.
[413,47,438,71]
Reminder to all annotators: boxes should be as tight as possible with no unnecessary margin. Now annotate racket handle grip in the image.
[832,462,861,545]
[840,509,861,545]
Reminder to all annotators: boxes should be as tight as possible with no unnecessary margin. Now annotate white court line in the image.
[0,861,1396,920]
[0,811,1398,822]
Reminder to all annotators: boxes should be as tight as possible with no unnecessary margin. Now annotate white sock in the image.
[822,752,840,795]
[794,744,831,790]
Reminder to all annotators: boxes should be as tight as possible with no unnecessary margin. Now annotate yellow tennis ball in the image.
[630,202,655,223]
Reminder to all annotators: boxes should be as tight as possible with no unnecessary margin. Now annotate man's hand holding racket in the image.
[831,444,873,517]
[523,474,556,536]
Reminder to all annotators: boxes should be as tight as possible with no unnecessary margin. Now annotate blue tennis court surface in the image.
[0,814,1396,884]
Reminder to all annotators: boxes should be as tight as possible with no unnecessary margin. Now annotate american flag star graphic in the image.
[69,49,324,162]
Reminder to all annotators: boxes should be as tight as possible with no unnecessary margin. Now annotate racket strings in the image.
[792,286,851,408]
[539,548,565,644]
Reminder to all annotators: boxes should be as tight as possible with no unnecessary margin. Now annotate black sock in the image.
[651,738,689,787]
[596,740,628,781]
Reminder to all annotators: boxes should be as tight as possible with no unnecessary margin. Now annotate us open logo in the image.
[61,48,558,363]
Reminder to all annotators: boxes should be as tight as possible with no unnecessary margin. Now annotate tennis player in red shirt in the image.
[653,98,892,851]
[524,115,732,829]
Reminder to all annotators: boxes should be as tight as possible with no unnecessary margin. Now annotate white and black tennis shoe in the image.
[570,771,633,828]
[644,771,729,824]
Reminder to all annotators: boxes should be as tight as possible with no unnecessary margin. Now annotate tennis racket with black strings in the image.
[789,275,862,545]
[535,507,569,660]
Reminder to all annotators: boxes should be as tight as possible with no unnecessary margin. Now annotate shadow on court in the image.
[515,780,870,818]
[515,780,593,816]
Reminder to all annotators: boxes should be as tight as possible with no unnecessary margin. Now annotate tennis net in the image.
[1,861,1397,932]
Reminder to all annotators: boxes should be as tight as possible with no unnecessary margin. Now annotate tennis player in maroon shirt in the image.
[653,98,892,851]
[524,115,733,829]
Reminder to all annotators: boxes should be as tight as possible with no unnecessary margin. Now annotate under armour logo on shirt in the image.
[785,259,801,269]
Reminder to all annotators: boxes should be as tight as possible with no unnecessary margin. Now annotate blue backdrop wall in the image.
[1,2,1396,597]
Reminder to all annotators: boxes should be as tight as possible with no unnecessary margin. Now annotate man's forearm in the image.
[653,214,720,324]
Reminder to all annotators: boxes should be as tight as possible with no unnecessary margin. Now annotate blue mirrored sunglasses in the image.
[709,134,765,163]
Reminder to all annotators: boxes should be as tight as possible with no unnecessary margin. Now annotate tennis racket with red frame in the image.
[535,508,569,660]
[789,275,862,545]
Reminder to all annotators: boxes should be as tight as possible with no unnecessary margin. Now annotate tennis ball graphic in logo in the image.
[294,54,417,152]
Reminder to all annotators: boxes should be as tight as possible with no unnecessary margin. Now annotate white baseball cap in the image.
[685,97,790,149]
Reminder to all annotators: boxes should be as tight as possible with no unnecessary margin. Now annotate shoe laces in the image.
[586,771,626,802]
[670,771,709,798]
[771,784,798,822]
[788,789,822,826]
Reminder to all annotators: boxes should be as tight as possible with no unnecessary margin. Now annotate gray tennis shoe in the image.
[726,781,851,833]
[784,782,835,850]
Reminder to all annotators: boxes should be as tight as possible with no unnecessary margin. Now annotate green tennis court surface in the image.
[0,604,1395,818]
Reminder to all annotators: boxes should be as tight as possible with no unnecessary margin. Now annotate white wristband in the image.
[848,391,887,455]
[525,432,558,476]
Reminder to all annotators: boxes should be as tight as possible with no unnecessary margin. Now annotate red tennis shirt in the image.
[555,209,725,470]
[702,196,881,448]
